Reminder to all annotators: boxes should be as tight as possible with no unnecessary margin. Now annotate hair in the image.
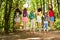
[37,8,42,12]
[23,8,27,17]
[48,4,53,10]
[23,8,27,14]
[15,8,22,14]
[14,8,22,18]
[23,8,27,12]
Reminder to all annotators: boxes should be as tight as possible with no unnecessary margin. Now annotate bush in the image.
[54,19,60,30]
[0,26,4,33]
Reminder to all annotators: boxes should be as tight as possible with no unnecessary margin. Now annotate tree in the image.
[4,0,12,33]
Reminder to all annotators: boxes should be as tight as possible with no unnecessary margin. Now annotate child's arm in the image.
[47,11,50,22]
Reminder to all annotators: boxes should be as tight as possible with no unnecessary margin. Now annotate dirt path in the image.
[0,31,60,40]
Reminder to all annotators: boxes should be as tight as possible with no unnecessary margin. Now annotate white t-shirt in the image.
[37,15,42,22]
[37,12,42,22]
[14,13,20,22]
[14,17,20,22]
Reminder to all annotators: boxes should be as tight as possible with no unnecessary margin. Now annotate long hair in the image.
[15,8,22,14]
[48,4,53,10]
[23,8,27,13]
[14,8,22,18]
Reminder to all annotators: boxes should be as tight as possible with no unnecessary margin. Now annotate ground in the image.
[0,30,60,40]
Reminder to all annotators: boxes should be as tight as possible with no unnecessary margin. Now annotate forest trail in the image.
[0,31,60,40]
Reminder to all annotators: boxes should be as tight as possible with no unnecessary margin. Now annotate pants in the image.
[30,19,35,28]
[44,21,48,30]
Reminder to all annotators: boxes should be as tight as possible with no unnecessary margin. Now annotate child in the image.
[15,13,20,26]
[29,10,35,33]
[37,8,42,32]
[43,13,48,32]
[22,8,28,30]
[14,8,21,30]
[48,5,54,30]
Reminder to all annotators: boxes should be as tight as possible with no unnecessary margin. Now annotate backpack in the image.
[29,12,35,19]
[23,12,27,17]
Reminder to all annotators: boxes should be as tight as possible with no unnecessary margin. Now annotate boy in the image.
[43,13,48,32]
[29,10,35,33]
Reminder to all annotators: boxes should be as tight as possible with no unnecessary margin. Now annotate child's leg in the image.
[38,22,40,29]
[44,23,46,31]
[50,21,54,30]
[38,22,42,32]
[23,22,27,30]
[33,20,35,32]
[50,17,54,30]
[23,22,26,30]
[46,23,48,32]
[23,22,25,30]
[44,21,48,32]
[40,22,42,29]
[32,20,36,34]
[22,17,28,30]
[30,20,32,32]
[16,22,20,29]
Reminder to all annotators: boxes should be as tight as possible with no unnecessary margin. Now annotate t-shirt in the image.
[29,12,35,19]
[38,12,42,17]
[44,15,48,21]
[23,11,27,17]
[48,10,54,17]
[14,17,20,22]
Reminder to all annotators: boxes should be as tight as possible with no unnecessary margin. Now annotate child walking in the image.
[29,10,35,33]
[37,8,42,32]
[22,8,28,30]
[14,8,21,31]
[43,13,48,32]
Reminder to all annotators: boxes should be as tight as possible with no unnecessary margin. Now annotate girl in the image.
[37,8,42,32]
[29,10,35,33]
[14,8,22,30]
[48,5,54,30]
[22,8,28,30]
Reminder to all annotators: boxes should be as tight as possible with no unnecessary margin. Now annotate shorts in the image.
[22,17,28,23]
[37,16,42,23]
[50,17,54,21]
[14,17,20,22]
[30,19,35,28]
[37,19,42,22]
[44,21,48,30]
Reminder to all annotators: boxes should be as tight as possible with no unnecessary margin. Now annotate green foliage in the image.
[54,19,60,30]
[0,0,59,32]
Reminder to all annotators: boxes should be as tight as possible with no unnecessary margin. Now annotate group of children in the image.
[29,9,49,32]
[14,5,54,33]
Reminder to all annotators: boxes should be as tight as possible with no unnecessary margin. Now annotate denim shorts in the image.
[50,17,54,21]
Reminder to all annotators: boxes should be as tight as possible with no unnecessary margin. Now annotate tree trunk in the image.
[0,0,2,8]
[43,0,45,14]
[50,0,52,4]
[57,0,60,18]
[40,0,42,8]
[4,0,12,33]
